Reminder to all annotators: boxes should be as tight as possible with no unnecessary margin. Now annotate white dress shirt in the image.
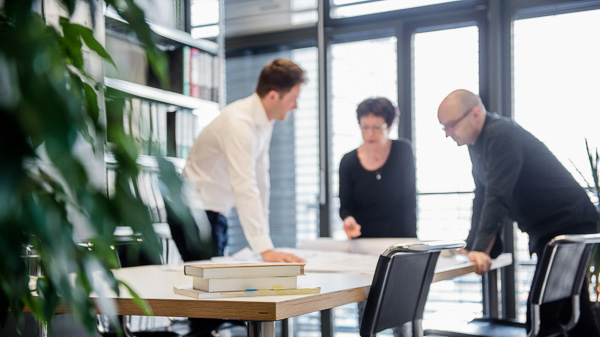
[183,93,275,254]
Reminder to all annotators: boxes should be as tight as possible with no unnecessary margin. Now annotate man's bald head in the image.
[438,89,487,146]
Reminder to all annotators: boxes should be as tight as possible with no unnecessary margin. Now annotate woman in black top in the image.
[339,97,417,239]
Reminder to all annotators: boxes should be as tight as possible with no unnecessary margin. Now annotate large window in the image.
[414,25,478,247]
[513,9,600,190]
[513,8,600,319]
[413,25,481,324]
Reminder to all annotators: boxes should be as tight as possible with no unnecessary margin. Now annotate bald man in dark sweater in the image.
[438,89,599,336]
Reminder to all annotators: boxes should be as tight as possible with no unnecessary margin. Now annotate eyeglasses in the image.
[360,123,388,133]
[441,107,474,132]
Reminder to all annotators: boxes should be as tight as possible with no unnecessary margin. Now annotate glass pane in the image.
[191,0,219,26]
[191,0,220,38]
[413,25,480,324]
[414,26,478,196]
[291,48,321,244]
[513,8,600,320]
[330,37,398,239]
[331,0,462,19]
[224,0,317,36]
[514,10,600,192]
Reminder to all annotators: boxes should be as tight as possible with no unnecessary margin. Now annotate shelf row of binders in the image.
[104,6,221,103]
[106,78,220,159]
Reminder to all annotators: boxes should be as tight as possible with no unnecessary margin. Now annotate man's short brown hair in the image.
[255,59,306,97]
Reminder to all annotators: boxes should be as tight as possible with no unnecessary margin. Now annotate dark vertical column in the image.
[482,270,499,318]
[481,0,516,320]
[318,0,332,239]
[502,221,517,319]
[318,3,334,336]
[396,22,412,142]
[183,0,191,33]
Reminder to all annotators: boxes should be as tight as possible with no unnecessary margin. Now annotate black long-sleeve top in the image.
[468,112,598,255]
[339,139,417,238]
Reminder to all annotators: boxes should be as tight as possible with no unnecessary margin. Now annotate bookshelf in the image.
[104,6,218,54]
[102,1,224,269]
[103,1,223,161]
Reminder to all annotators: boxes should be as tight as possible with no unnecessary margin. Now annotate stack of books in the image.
[173,262,321,299]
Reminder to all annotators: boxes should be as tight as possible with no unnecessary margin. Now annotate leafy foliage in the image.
[0,0,190,334]
[573,139,600,301]
[584,140,600,301]
[585,139,600,205]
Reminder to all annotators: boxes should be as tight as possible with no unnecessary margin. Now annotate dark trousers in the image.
[527,243,600,337]
[206,210,228,257]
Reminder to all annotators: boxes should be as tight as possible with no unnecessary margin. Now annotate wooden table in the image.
[78,252,512,337]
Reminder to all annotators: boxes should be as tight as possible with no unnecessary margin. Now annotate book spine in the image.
[183,265,305,278]
[173,286,321,299]
[192,276,298,293]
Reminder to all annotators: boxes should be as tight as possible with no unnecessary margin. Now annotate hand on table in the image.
[343,216,362,239]
[457,248,469,255]
[467,251,492,275]
[261,249,305,263]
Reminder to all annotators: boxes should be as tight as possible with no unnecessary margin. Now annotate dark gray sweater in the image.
[468,113,598,255]
[339,139,417,238]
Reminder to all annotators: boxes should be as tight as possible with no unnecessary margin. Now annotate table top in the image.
[105,267,372,321]
[75,251,511,322]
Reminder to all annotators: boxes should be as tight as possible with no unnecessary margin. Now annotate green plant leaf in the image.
[83,82,99,124]
[118,280,153,316]
[74,23,117,69]
[59,17,84,69]
[1,0,170,331]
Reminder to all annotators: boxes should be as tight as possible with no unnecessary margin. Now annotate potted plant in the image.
[0,0,195,335]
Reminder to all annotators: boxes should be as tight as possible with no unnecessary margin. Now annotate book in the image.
[130,98,143,154]
[183,263,305,279]
[192,275,298,293]
[140,100,151,155]
[173,285,320,299]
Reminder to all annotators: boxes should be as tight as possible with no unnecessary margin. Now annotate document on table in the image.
[200,247,381,275]
[298,237,421,255]
[160,239,472,276]
[281,248,381,274]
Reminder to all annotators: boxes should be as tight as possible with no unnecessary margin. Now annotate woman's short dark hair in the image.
[255,59,306,97]
[356,97,399,126]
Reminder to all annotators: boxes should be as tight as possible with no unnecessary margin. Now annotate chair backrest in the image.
[360,240,465,337]
[528,233,600,337]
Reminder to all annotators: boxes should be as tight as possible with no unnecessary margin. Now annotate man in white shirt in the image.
[184,59,305,262]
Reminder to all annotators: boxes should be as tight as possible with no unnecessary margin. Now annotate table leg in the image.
[281,318,290,337]
[320,309,334,337]
[482,269,499,318]
[248,321,275,337]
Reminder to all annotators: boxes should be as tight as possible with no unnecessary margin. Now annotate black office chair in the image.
[424,234,600,337]
[360,240,466,337]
